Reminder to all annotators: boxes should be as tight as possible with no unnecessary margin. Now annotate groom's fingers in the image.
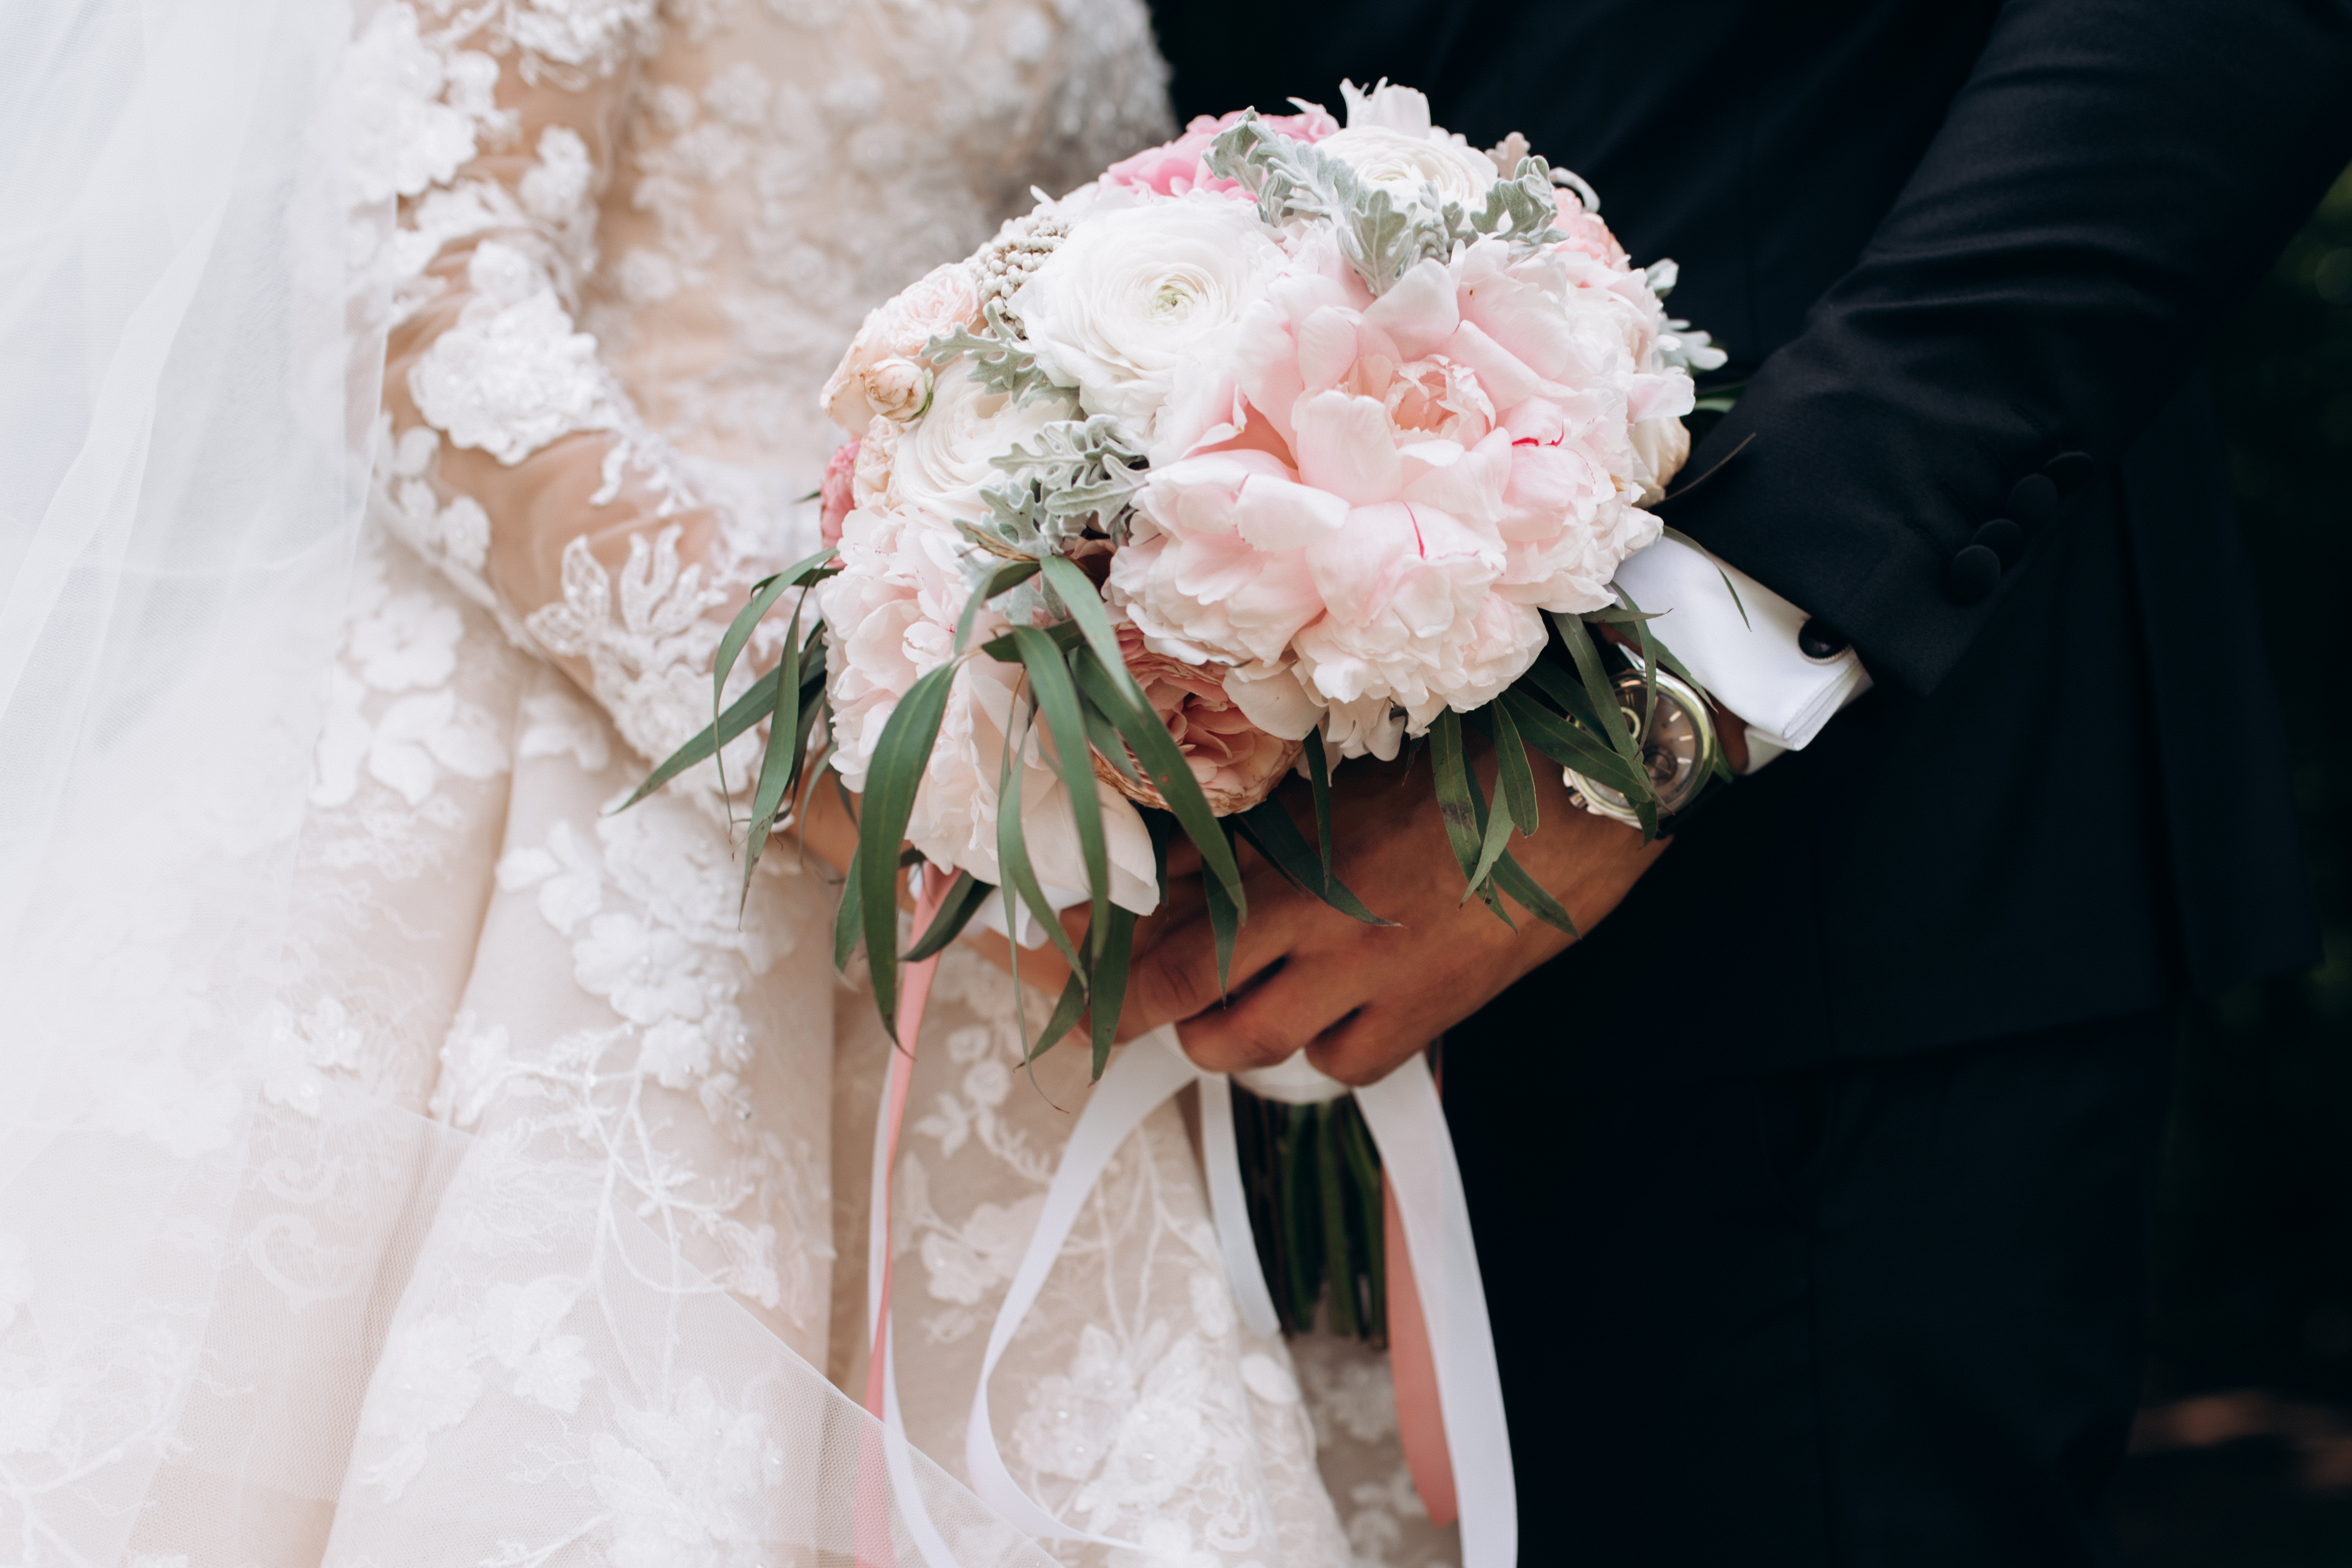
[1302,1001,1440,1087]
[1118,873,1311,1042]
[1172,955,1361,1075]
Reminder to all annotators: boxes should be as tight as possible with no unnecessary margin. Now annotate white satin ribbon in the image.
[1356,1056,1518,1568]
[867,1016,961,1568]
[1197,1067,1283,1342]
[941,1027,1518,1566]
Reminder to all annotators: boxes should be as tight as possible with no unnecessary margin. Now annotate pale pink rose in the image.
[820,262,980,431]
[819,438,857,547]
[851,416,896,509]
[1094,625,1303,816]
[1102,108,1340,200]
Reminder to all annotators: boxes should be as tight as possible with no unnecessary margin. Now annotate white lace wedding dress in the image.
[0,2,1454,1564]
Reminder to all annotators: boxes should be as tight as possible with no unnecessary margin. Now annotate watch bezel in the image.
[1561,666,1718,828]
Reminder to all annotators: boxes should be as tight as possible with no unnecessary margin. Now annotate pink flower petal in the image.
[1232,471,1350,553]
[1292,390,1402,505]
[1362,257,1460,362]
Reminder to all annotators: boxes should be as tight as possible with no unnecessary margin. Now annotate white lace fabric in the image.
[1,0,1459,1562]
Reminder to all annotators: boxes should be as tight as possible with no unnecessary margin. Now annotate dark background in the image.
[2110,163,2352,1562]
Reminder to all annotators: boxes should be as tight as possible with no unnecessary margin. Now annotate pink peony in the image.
[1101,107,1340,201]
[1108,223,1698,757]
[818,437,857,547]
[1095,625,1303,816]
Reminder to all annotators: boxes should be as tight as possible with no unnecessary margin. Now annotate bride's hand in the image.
[774,772,862,880]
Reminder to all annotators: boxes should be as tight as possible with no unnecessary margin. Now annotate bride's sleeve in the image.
[369,3,778,783]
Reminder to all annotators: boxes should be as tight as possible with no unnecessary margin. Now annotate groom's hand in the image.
[1120,741,1669,1086]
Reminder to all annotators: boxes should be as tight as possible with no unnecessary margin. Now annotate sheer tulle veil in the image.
[0,4,1050,1562]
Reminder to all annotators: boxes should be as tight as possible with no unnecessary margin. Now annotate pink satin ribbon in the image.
[1385,1170,1458,1526]
[858,867,951,1567]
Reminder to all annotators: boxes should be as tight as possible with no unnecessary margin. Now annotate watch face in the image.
[1623,681,1706,813]
[1566,671,1713,824]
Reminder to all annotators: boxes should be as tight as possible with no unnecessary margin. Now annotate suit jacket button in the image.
[2005,473,2060,532]
[1797,618,1849,660]
[2041,451,2095,495]
[1973,517,2024,567]
[1949,543,2001,604]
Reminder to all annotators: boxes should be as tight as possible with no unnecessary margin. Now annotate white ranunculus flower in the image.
[1320,81,1499,208]
[885,361,1073,522]
[1011,195,1284,441]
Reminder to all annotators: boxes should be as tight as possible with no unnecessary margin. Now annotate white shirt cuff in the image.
[1610,534,1871,764]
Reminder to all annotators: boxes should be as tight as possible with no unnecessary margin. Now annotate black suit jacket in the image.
[1150,0,2349,1084]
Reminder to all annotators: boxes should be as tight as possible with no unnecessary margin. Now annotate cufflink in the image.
[1797,618,1848,661]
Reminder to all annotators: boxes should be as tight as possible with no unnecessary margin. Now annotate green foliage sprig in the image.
[923,298,1059,404]
[961,414,1149,579]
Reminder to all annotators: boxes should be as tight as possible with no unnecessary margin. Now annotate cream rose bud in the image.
[885,361,1073,522]
[862,356,930,421]
[1011,195,1284,442]
[820,261,980,430]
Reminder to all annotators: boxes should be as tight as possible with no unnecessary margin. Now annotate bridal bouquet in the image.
[639,81,1725,1080]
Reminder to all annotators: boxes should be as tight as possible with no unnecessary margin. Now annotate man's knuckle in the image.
[1138,958,1207,1022]
[1230,1025,1295,1070]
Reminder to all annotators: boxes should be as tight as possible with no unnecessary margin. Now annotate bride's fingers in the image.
[921,873,1216,1044]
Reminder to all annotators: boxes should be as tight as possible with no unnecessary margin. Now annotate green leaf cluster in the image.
[620,547,841,912]
[834,556,1255,1079]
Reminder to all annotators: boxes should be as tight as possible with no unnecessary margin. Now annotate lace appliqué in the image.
[522,526,748,771]
[409,241,631,463]
[871,949,1352,1567]
[440,787,827,1326]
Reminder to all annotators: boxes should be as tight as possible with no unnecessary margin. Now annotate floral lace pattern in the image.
[255,1,1456,1563]
[586,0,1172,477]
[830,949,1361,1568]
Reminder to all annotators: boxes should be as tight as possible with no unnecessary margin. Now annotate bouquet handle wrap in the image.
[957,1030,1517,1567]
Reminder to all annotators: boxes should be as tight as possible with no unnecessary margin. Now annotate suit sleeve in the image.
[1663,0,2352,696]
